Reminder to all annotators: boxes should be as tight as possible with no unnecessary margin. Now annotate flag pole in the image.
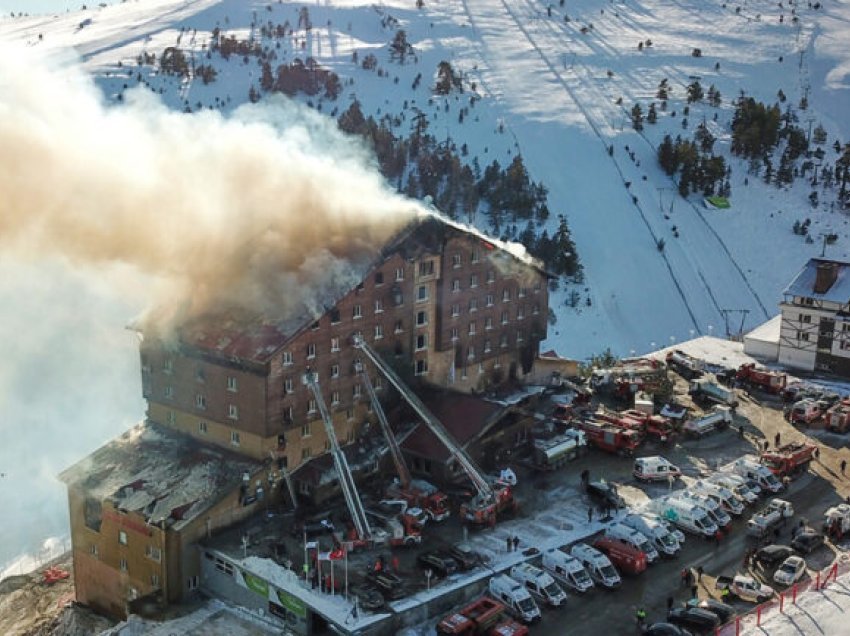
[331,558,335,596]
[303,529,308,582]
[344,545,349,600]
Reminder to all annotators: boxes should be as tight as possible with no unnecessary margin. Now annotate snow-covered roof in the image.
[744,315,781,344]
[783,258,850,303]
[59,421,262,530]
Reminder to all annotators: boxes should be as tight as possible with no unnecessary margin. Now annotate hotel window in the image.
[163,358,173,374]
[486,294,494,307]
[284,406,293,423]
[227,376,237,392]
[146,546,162,562]
[517,330,525,343]
[484,339,492,353]
[282,351,293,366]
[452,279,461,293]
[374,324,384,340]
[416,334,428,351]
[451,327,459,342]
[151,574,160,588]
[89,544,98,557]
[469,298,478,312]
[417,285,428,302]
[394,320,404,334]
[485,317,493,331]
[797,332,810,342]
[195,367,205,383]
[307,343,316,359]
[799,313,812,323]
[375,299,383,313]
[188,576,199,591]
[331,337,340,352]
[302,422,311,437]
[375,377,383,390]
[331,364,340,379]
[467,347,475,360]
[119,531,128,546]
[533,303,540,315]
[119,559,128,572]
[471,249,480,263]
[166,410,176,425]
[470,274,479,288]
[230,430,240,446]
[416,311,427,326]
[308,399,317,414]
[301,447,312,461]
[198,421,208,434]
[502,288,511,302]
[353,384,362,398]
[468,322,476,336]
[395,267,405,281]
[452,253,462,268]
[517,306,525,320]
[487,269,495,283]
[518,287,527,298]
[500,334,509,348]
[534,281,542,293]
[331,391,340,406]
[164,385,173,399]
[353,304,363,319]
[195,394,206,410]
[346,408,355,420]
[228,404,238,420]
[374,271,384,286]
[451,304,460,317]
[419,261,434,277]
[284,378,293,393]
[501,310,509,325]
[330,308,340,324]
[415,359,428,375]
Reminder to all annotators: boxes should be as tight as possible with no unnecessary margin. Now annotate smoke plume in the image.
[0,45,422,334]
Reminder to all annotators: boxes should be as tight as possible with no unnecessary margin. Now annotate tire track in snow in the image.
[520,0,770,322]
[482,0,705,331]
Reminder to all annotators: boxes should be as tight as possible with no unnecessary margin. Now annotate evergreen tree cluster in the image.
[259,58,341,100]
[434,61,463,95]
[730,97,781,158]
[657,132,729,197]
[159,47,190,77]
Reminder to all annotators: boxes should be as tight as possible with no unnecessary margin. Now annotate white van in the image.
[509,563,568,607]
[633,456,681,482]
[648,497,718,538]
[692,480,745,515]
[674,491,731,528]
[569,543,621,588]
[708,473,759,504]
[730,459,783,493]
[621,513,681,556]
[605,523,659,562]
[488,574,541,623]
[541,548,594,593]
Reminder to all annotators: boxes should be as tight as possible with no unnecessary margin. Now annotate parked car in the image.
[644,623,693,636]
[417,551,460,577]
[667,607,721,634]
[586,480,625,510]
[754,544,796,569]
[349,583,386,611]
[685,598,735,623]
[366,571,406,600]
[792,530,825,554]
[447,542,484,571]
[773,556,807,586]
[295,517,336,538]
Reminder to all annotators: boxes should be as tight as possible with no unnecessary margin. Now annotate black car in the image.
[349,583,386,611]
[417,551,460,577]
[792,530,825,554]
[754,544,796,569]
[447,543,483,571]
[366,571,406,600]
[667,607,721,634]
[294,518,336,538]
[586,480,625,509]
[685,598,735,623]
[644,623,694,636]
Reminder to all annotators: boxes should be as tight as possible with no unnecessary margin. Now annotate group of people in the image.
[505,534,522,552]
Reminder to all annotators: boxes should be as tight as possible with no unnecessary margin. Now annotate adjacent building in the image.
[779,257,850,374]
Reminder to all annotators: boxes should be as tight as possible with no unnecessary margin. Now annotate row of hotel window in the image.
[146,360,240,391]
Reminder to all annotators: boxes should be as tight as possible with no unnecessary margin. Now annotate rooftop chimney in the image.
[814,262,839,294]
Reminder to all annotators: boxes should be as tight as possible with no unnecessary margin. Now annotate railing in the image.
[715,555,850,635]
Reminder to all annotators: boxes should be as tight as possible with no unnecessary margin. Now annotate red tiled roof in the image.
[179,318,290,363]
[401,391,505,461]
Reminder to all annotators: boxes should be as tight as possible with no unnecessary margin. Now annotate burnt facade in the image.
[140,217,550,471]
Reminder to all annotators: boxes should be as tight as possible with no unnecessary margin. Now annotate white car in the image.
[773,556,806,586]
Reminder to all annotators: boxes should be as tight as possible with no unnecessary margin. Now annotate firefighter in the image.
[720,586,731,602]
[635,607,647,628]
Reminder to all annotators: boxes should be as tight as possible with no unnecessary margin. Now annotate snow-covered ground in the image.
[1,0,850,577]
[743,567,850,635]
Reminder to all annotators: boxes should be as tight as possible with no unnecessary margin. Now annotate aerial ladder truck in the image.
[353,336,516,527]
[355,359,451,522]
[302,370,372,543]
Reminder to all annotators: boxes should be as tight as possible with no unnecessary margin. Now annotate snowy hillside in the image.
[1,0,850,573]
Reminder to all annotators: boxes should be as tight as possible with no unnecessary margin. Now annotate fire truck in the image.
[787,398,824,425]
[619,409,677,443]
[760,442,816,479]
[578,419,642,456]
[438,597,529,636]
[736,363,787,394]
[666,350,705,380]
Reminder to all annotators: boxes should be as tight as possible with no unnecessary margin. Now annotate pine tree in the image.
[647,102,657,124]
[631,103,644,131]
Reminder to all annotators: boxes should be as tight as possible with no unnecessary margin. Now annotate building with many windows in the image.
[779,258,850,374]
[139,215,550,471]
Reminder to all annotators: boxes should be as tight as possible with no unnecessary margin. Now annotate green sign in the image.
[243,572,269,598]
[276,588,307,618]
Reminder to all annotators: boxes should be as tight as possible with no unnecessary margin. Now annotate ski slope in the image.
[1,0,850,574]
